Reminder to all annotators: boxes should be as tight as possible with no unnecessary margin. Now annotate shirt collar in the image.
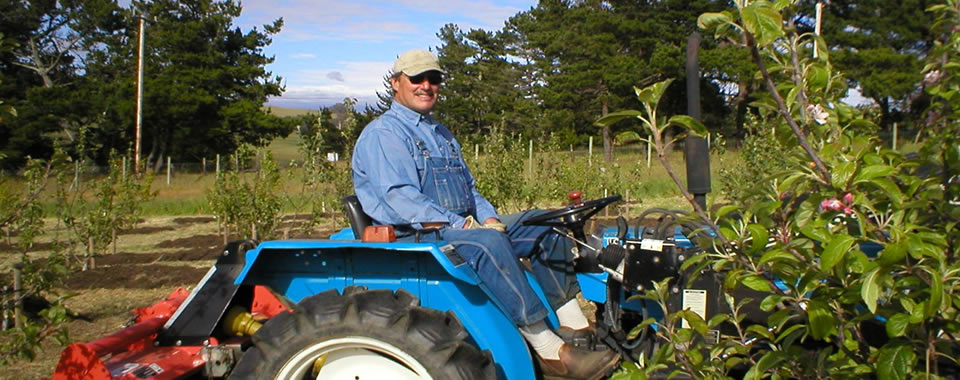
[389,102,437,129]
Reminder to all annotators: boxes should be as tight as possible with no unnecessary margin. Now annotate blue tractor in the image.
[52,192,731,380]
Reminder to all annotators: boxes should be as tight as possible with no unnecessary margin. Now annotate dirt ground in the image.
[0,215,340,380]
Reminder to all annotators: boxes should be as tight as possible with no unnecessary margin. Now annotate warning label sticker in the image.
[681,289,708,329]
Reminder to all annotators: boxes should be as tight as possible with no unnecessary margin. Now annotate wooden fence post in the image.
[87,236,95,270]
[604,188,609,217]
[528,139,534,181]
[166,156,172,186]
[216,154,220,175]
[588,137,593,167]
[646,140,652,168]
[73,161,80,191]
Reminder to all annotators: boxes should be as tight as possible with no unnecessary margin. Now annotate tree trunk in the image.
[602,100,613,162]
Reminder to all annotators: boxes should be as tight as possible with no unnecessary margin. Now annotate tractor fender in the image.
[233,238,539,379]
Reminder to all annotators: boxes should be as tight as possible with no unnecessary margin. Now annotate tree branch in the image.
[745,32,832,185]
[0,160,55,230]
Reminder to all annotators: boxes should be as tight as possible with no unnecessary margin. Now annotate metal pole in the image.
[135,16,145,175]
[685,32,711,211]
[166,156,171,185]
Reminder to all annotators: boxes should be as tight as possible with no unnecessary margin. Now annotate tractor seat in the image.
[340,195,437,243]
[342,195,373,239]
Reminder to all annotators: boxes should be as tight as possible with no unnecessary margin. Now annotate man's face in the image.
[391,71,443,114]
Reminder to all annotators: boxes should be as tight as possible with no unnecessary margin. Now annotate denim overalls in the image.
[403,132,579,326]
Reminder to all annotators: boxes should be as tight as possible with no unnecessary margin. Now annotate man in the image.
[351,49,621,379]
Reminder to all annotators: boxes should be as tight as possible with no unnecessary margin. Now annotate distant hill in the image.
[264,105,319,118]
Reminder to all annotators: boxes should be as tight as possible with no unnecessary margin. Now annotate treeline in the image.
[422,0,934,160]
[1,0,936,171]
[0,0,292,171]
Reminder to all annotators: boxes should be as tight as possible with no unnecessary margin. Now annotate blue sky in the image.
[231,0,537,110]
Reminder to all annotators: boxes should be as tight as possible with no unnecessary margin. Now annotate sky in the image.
[230,0,537,110]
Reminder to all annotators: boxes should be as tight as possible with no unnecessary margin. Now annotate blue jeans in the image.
[403,210,579,326]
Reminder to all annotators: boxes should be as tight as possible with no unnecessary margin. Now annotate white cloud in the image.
[392,0,523,29]
[281,21,419,42]
[272,60,393,108]
[290,53,316,59]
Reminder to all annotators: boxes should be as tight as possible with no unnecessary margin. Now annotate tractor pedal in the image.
[556,326,606,352]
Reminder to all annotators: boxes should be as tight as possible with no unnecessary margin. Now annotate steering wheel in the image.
[522,195,622,227]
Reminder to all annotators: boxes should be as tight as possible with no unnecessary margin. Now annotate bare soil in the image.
[0,216,287,380]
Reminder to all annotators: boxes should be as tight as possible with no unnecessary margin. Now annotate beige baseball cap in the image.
[392,49,446,76]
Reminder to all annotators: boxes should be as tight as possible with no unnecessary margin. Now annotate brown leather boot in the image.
[536,343,621,380]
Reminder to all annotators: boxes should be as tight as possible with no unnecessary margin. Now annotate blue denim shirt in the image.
[351,102,499,229]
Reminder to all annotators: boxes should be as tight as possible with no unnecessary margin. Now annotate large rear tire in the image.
[229,286,495,380]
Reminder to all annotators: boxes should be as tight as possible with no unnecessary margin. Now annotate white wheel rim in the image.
[275,336,434,380]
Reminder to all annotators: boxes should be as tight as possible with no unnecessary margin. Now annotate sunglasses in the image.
[408,72,444,85]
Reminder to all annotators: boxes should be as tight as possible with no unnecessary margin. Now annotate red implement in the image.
[51,288,202,380]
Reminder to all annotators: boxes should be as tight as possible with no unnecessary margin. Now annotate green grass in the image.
[264,105,317,118]
[266,133,305,164]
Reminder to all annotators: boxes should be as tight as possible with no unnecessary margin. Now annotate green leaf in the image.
[742,275,772,292]
[679,309,708,335]
[861,267,881,314]
[820,234,856,272]
[799,222,829,243]
[635,79,674,109]
[926,270,943,318]
[869,177,904,206]
[596,110,644,127]
[876,240,907,266]
[745,351,787,379]
[759,248,797,266]
[746,224,770,254]
[806,65,829,91]
[853,164,895,183]
[831,160,857,187]
[807,300,836,340]
[697,12,732,30]
[759,295,785,312]
[667,115,708,136]
[614,131,645,145]
[885,313,911,338]
[714,204,741,219]
[746,324,775,341]
[741,2,784,46]
[876,342,917,380]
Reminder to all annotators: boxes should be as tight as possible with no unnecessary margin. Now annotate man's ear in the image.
[390,77,400,93]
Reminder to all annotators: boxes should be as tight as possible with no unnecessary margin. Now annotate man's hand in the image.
[481,218,507,232]
[462,216,506,232]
